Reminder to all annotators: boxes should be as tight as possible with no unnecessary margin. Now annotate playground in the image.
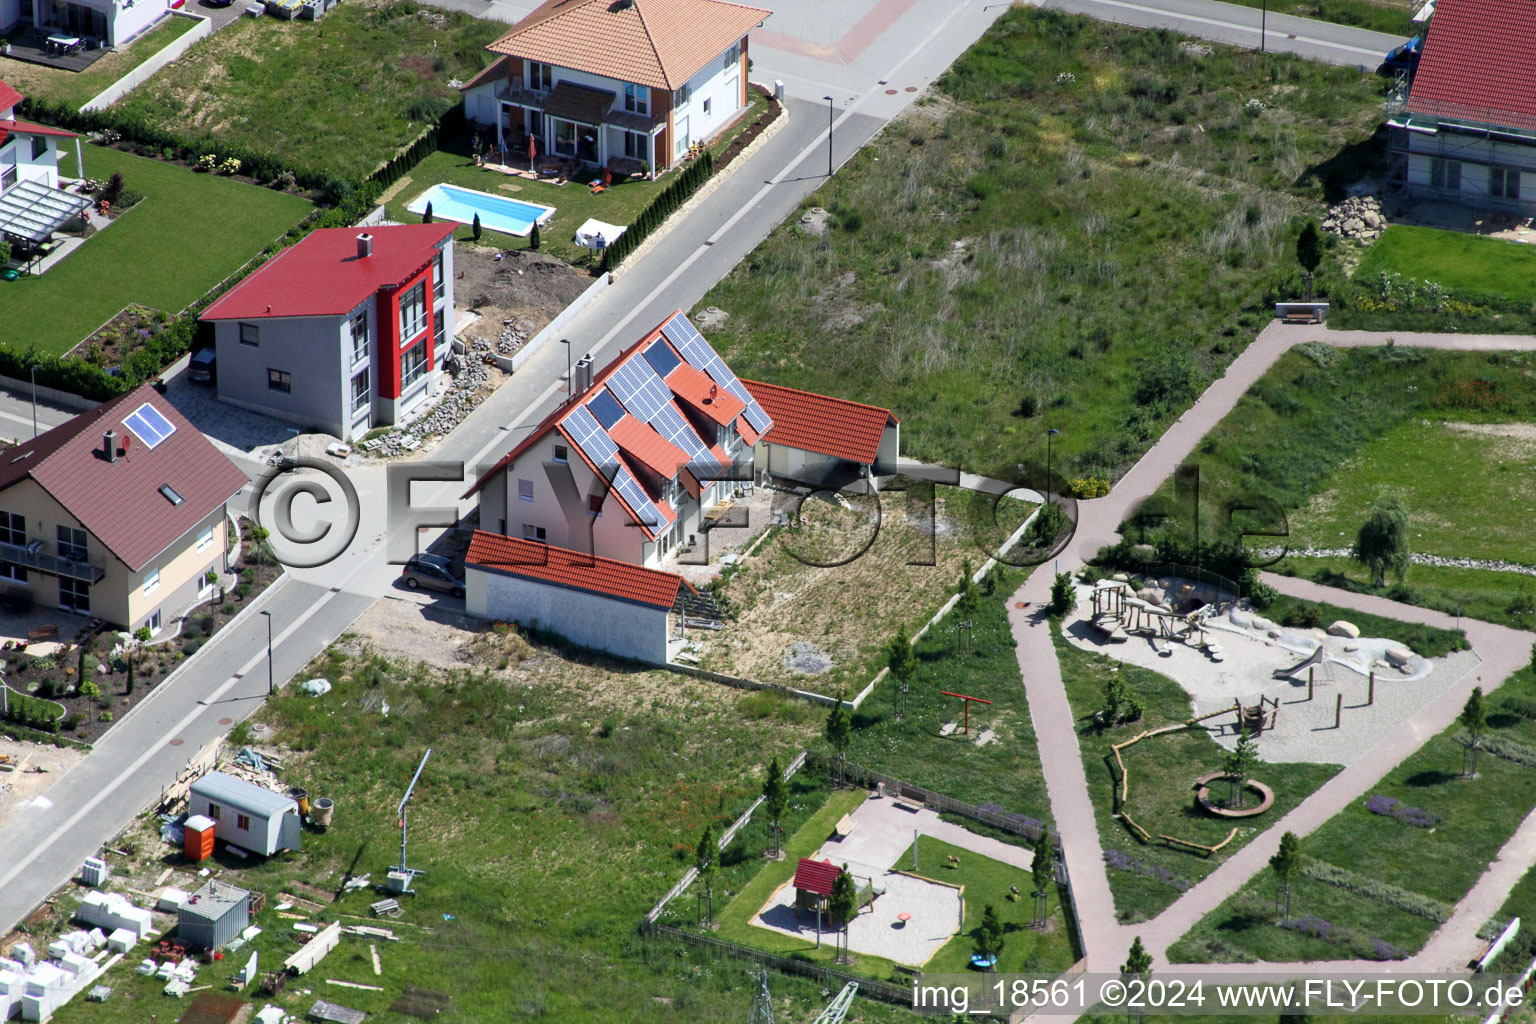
[747,794,1039,968]
[1061,575,1481,765]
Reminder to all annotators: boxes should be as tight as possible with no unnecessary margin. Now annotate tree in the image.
[1460,686,1488,778]
[1032,501,1066,548]
[1296,220,1322,300]
[1530,641,1535,674]
[1049,571,1075,616]
[973,904,1005,969]
[1121,935,1152,976]
[125,654,134,696]
[1224,726,1259,808]
[695,824,716,925]
[957,559,979,614]
[472,212,482,242]
[422,201,433,224]
[1031,832,1055,927]
[828,865,857,963]
[530,222,541,251]
[825,696,851,785]
[762,756,787,859]
[1351,495,1410,588]
[887,627,916,719]
[1269,831,1301,924]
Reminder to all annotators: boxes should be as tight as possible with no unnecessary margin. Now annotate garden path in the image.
[1008,321,1536,977]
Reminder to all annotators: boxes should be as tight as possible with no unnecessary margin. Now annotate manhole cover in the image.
[885,89,897,94]
[169,738,185,747]
[218,718,233,725]
[904,86,917,92]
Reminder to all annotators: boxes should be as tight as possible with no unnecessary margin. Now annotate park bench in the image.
[1273,301,1328,324]
[833,814,857,840]
[27,624,58,643]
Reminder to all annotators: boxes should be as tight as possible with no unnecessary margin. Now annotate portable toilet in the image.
[184,815,216,863]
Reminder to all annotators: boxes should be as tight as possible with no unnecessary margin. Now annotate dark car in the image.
[188,348,217,384]
[401,554,465,598]
[1382,35,1422,75]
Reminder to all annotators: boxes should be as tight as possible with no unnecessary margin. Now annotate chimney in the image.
[104,430,118,464]
[357,232,373,259]
[575,354,594,393]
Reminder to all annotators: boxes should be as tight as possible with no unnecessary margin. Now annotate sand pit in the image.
[1062,582,1481,765]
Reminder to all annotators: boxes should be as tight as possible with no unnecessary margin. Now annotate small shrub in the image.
[1280,603,1323,629]
[99,711,112,723]
[221,603,236,615]
[133,626,152,642]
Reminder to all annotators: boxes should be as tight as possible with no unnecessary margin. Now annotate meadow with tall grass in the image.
[701,8,1388,482]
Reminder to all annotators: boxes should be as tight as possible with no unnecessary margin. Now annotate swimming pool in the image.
[405,183,556,238]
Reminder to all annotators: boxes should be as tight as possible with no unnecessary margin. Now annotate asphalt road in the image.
[0,0,1409,930]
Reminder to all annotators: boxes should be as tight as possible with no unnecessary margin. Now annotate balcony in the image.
[0,539,106,583]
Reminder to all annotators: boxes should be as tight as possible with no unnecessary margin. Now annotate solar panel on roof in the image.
[608,360,672,423]
[123,403,177,449]
[563,406,620,470]
[614,470,666,531]
[662,313,773,434]
[586,389,626,429]
[642,340,682,378]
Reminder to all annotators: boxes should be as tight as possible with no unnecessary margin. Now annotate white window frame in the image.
[624,82,649,115]
[401,341,428,389]
[529,61,554,92]
[553,444,568,463]
[239,323,260,347]
[352,368,371,413]
[149,609,162,634]
[517,478,534,502]
[58,525,88,561]
[349,310,370,365]
[399,281,427,343]
[723,42,741,70]
[1431,158,1461,192]
[143,568,161,595]
[522,524,547,541]
[1491,165,1521,200]
[674,115,690,158]
[433,252,445,303]
[676,82,691,106]
[0,511,24,546]
[196,525,214,552]
[703,97,711,118]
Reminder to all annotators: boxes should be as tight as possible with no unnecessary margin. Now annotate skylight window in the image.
[159,484,184,506]
[641,340,681,378]
[586,389,626,430]
[123,403,176,449]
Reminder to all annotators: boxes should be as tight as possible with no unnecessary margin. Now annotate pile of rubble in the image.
[497,317,534,356]
[362,339,499,456]
[1321,194,1386,241]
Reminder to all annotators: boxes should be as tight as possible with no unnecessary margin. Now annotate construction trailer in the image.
[178,881,252,952]
[188,771,302,856]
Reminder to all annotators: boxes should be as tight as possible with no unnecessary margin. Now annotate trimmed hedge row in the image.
[600,150,714,273]
[1,686,64,733]
[370,106,464,189]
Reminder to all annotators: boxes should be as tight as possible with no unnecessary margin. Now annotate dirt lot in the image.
[0,737,85,830]
[453,244,593,354]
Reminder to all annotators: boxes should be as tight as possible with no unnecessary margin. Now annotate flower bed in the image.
[62,303,169,373]
[1365,793,1442,829]
[0,520,281,745]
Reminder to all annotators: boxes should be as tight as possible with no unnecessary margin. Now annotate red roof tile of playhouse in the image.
[200,224,456,321]
[1405,0,1536,132]
[486,0,769,91]
[742,379,895,465]
[0,81,23,114]
[466,531,696,609]
[0,384,247,571]
[792,858,841,896]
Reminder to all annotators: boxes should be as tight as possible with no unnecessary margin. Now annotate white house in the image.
[0,79,90,257]
[1388,0,1536,213]
[2,0,172,49]
[187,771,302,857]
[460,0,769,176]
[199,224,457,440]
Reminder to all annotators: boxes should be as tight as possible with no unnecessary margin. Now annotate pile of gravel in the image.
[367,339,499,456]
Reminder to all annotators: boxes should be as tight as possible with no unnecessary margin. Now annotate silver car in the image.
[401,554,465,598]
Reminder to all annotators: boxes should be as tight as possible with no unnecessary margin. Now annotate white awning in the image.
[0,179,89,244]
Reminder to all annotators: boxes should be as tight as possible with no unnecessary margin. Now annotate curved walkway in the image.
[1008,321,1536,978]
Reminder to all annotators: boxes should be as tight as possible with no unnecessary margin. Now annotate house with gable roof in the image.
[0,78,90,265]
[460,0,769,176]
[0,383,248,632]
[1388,0,1536,212]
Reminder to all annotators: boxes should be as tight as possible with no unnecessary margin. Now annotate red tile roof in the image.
[0,118,75,140]
[0,384,248,571]
[1405,0,1536,132]
[487,0,769,91]
[0,81,23,114]
[792,858,841,897]
[460,55,511,91]
[665,361,745,426]
[200,224,456,322]
[608,413,690,479]
[465,530,696,609]
[742,379,895,465]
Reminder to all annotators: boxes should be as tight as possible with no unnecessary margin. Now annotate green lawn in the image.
[1278,556,1536,632]
[1258,592,1467,657]
[0,15,196,110]
[388,88,770,265]
[1355,224,1536,305]
[0,145,310,355]
[1169,664,1536,963]
[1053,629,1342,923]
[47,630,932,1024]
[1217,0,1414,36]
[700,7,1389,482]
[109,0,506,181]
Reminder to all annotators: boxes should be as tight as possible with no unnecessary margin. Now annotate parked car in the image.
[401,554,465,597]
[1381,35,1422,74]
[188,348,217,384]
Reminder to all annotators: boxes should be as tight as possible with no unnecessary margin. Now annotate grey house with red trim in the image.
[199,224,457,441]
[1389,0,1536,212]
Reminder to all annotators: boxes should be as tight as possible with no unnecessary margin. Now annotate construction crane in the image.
[385,749,431,895]
[748,970,857,1024]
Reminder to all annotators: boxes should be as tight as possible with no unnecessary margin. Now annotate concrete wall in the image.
[80,11,210,113]
[214,313,350,438]
[466,565,670,663]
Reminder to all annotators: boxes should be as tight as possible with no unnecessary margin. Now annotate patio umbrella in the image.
[528,136,538,172]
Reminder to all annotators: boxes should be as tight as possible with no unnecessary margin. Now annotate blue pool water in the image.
[405,183,556,237]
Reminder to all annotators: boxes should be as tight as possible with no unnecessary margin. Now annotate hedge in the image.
[600,150,714,273]
[1,685,64,733]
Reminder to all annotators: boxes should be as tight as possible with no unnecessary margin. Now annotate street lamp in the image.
[823,96,835,178]
[560,338,572,397]
[29,365,37,439]
[260,609,274,697]
[1046,427,1060,502]
[1261,0,1267,52]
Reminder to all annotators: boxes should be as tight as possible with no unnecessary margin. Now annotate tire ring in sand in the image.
[1194,773,1275,818]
